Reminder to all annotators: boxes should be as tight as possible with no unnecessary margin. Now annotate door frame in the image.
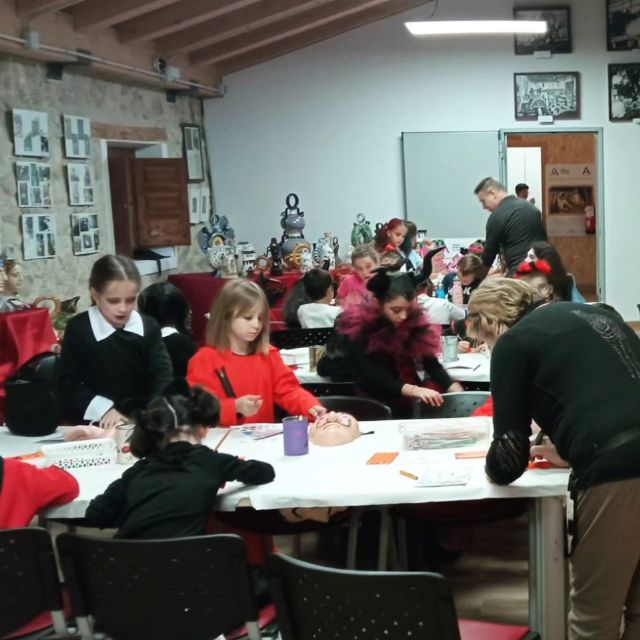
[499,127,605,301]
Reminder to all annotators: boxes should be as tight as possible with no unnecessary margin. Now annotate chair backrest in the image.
[318,396,391,421]
[270,328,334,350]
[0,528,64,637]
[268,553,461,640]
[301,381,355,397]
[56,533,260,640]
[413,391,491,419]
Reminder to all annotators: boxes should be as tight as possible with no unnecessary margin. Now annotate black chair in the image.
[301,381,355,397]
[0,528,68,638]
[268,553,540,640]
[318,395,391,420]
[413,391,490,419]
[270,327,334,349]
[56,533,262,640]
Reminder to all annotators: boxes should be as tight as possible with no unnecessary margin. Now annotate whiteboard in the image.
[402,131,501,238]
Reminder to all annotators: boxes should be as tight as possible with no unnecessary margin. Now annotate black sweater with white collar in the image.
[57,310,172,423]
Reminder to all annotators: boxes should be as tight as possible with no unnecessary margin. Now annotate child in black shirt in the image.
[84,388,275,539]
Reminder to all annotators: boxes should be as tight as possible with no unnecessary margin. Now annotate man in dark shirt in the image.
[474,177,547,272]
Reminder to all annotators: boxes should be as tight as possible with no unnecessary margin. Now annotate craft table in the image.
[0,419,567,639]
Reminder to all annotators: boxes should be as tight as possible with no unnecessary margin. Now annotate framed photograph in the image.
[63,115,92,158]
[13,109,49,157]
[609,63,640,121]
[70,212,100,255]
[514,7,572,54]
[22,213,56,260]
[182,124,204,182]
[514,72,580,120]
[67,163,95,205]
[15,161,52,207]
[607,0,640,50]
[549,186,594,214]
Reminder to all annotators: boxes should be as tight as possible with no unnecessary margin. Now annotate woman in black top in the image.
[467,278,640,639]
[139,282,197,391]
[85,388,274,538]
[335,267,463,417]
[58,255,172,427]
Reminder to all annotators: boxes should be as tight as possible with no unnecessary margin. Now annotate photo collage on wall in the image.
[67,162,95,206]
[71,213,100,255]
[63,115,91,158]
[13,109,49,157]
[16,161,52,207]
[22,213,57,260]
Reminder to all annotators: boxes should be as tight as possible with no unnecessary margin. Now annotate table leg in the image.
[529,496,567,640]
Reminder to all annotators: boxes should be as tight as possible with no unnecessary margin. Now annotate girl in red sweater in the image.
[188,279,325,426]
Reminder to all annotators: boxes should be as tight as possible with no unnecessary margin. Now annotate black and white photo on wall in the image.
[607,0,640,50]
[513,7,572,54]
[63,115,92,158]
[182,124,204,182]
[514,72,579,120]
[22,213,57,260]
[609,63,640,121]
[15,161,52,207]
[12,109,49,157]
[67,163,95,206]
[70,212,100,255]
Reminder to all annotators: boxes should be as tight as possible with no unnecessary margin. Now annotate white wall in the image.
[204,0,640,318]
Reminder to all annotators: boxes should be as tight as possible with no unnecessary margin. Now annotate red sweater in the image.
[0,458,79,528]
[187,345,319,426]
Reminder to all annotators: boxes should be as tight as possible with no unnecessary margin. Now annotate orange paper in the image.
[367,452,399,465]
[455,451,487,460]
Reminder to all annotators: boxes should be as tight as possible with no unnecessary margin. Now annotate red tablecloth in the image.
[168,272,304,345]
[0,308,57,422]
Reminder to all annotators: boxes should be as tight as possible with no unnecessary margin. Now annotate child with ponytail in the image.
[84,388,274,539]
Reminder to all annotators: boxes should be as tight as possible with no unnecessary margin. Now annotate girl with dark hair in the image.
[84,388,274,539]
[399,220,422,270]
[139,282,197,384]
[528,241,585,303]
[58,255,172,428]
[335,263,463,416]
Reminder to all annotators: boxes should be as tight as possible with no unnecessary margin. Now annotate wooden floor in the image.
[275,513,530,626]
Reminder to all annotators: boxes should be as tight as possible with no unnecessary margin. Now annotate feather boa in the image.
[338,299,441,360]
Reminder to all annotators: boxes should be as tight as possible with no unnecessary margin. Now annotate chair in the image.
[270,327,334,349]
[414,391,491,419]
[0,528,68,639]
[56,533,262,640]
[317,395,391,420]
[268,553,540,640]
[301,381,355,397]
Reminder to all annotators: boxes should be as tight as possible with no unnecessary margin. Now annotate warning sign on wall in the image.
[545,164,596,236]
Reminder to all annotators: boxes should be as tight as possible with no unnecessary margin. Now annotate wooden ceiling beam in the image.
[155,0,332,58]
[216,0,429,75]
[116,0,257,44]
[70,0,181,30]
[191,0,394,66]
[16,0,84,20]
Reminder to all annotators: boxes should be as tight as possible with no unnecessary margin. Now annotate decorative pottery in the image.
[351,213,374,247]
[280,193,307,256]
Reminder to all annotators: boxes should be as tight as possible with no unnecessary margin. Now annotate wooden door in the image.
[133,158,190,247]
[107,146,137,256]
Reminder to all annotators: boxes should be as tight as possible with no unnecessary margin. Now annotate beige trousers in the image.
[569,476,640,640]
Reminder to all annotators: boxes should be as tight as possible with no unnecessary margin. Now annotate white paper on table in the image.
[415,464,471,487]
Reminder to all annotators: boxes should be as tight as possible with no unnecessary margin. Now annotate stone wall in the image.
[0,55,210,309]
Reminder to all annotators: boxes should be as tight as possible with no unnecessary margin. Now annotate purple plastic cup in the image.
[283,416,309,456]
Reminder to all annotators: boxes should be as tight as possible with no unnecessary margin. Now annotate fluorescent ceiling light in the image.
[405,20,547,36]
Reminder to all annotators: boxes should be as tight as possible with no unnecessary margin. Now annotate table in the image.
[0,420,567,639]
[282,348,491,386]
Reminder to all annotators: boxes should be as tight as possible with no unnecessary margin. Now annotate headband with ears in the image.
[516,259,552,278]
[410,245,446,288]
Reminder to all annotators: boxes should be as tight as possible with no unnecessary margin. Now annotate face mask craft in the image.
[309,411,361,447]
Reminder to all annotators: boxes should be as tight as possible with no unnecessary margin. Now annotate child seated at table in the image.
[336,244,379,306]
[188,279,325,426]
[0,456,79,528]
[84,388,275,539]
[297,269,341,328]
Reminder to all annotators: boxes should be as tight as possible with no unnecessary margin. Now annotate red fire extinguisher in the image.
[585,206,596,234]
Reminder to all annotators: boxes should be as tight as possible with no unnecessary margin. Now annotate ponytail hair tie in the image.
[163,397,179,431]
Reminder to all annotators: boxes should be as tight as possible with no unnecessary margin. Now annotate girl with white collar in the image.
[58,255,172,428]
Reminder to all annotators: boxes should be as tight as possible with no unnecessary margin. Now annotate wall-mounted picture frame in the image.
[67,163,95,206]
[63,115,92,158]
[22,213,57,260]
[70,212,100,255]
[609,63,640,121]
[16,161,52,207]
[513,7,572,54]
[514,72,580,120]
[13,109,49,157]
[607,0,640,50]
[182,124,204,183]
